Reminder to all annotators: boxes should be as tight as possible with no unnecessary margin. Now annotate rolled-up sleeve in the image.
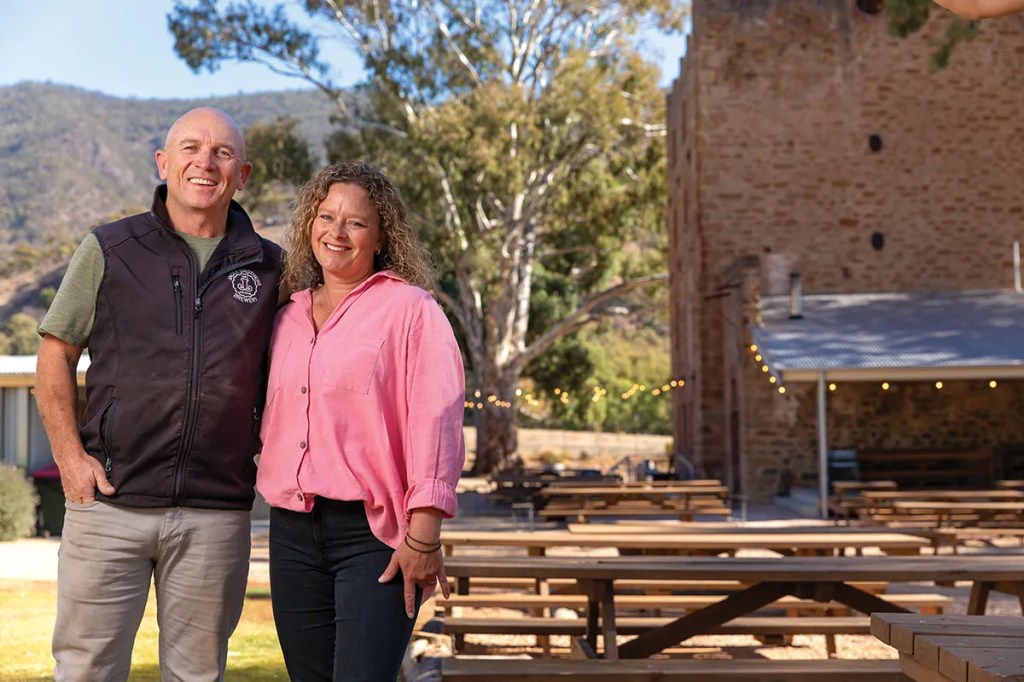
[402,297,466,518]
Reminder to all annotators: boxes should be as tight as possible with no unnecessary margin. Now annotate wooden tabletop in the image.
[443,554,1024,583]
[872,612,1024,681]
[862,490,1024,501]
[891,501,1024,512]
[540,485,728,497]
[545,479,724,488]
[440,529,931,552]
[566,521,939,535]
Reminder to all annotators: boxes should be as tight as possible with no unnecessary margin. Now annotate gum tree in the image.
[169,0,682,472]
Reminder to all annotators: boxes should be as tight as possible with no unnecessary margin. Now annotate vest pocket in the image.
[98,398,117,475]
[171,271,183,336]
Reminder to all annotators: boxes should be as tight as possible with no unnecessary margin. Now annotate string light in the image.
[990,380,998,389]
[935,381,943,389]
[882,382,890,391]
[462,375,690,412]
[778,386,786,394]
[828,383,837,392]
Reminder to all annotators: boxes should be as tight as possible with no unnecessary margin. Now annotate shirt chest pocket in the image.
[321,338,385,395]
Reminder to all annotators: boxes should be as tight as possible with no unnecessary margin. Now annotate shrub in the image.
[0,466,39,541]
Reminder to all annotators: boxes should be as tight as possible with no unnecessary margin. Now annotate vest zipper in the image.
[172,274,183,335]
[171,253,265,505]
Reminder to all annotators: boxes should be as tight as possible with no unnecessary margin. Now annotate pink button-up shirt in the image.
[256,271,466,549]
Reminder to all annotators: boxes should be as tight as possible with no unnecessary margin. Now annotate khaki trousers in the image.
[52,501,251,682]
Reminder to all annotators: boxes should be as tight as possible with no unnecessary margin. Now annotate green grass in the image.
[0,580,287,681]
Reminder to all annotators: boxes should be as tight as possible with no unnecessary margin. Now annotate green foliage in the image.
[39,286,57,310]
[4,313,41,355]
[526,322,671,434]
[887,0,980,69]
[243,117,316,216]
[0,466,38,541]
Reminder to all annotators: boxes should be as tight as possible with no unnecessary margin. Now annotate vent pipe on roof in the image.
[1015,241,1022,294]
[789,272,803,319]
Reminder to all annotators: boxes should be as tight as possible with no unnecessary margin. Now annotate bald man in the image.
[932,0,1024,18]
[36,108,283,681]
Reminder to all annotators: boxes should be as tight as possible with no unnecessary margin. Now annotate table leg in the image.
[529,546,551,654]
[454,576,470,651]
[968,581,991,615]
[617,581,792,659]
[822,582,912,616]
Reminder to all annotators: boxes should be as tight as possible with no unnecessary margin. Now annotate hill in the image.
[0,82,340,246]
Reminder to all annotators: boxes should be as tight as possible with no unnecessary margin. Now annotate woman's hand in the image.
[378,507,449,618]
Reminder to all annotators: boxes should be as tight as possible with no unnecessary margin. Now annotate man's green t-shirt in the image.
[39,231,224,348]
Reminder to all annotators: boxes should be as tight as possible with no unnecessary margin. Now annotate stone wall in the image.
[668,0,1024,498]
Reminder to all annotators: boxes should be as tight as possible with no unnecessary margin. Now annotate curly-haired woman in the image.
[256,162,465,681]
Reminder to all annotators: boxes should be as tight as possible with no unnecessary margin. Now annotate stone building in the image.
[667,0,1024,504]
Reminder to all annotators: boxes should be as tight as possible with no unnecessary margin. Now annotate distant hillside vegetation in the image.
[0,82,341,246]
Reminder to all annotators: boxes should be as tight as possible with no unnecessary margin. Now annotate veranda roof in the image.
[751,290,1024,382]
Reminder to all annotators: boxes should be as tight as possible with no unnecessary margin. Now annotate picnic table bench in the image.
[830,481,899,524]
[872,612,1024,681]
[443,555,1024,660]
[441,657,910,681]
[537,484,732,522]
[440,529,933,557]
[883,501,1024,528]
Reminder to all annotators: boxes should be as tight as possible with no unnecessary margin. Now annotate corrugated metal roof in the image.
[0,355,89,376]
[751,290,1024,381]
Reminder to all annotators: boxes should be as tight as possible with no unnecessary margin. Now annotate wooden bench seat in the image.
[457,577,890,594]
[435,592,951,614]
[539,506,733,521]
[442,657,908,681]
[440,615,876,637]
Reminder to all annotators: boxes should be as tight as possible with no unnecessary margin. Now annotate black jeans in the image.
[269,499,419,682]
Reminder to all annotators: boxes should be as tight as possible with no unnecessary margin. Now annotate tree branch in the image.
[514,273,669,371]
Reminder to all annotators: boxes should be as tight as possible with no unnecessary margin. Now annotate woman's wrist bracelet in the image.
[404,535,441,553]
[406,531,441,548]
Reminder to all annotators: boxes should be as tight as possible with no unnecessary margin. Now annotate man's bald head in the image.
[164,107,247,160]
[155,107,253,232]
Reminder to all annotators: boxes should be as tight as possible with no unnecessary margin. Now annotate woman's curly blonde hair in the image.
[282,162,436,294]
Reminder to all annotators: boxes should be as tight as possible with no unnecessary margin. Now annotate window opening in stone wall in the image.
[871,232,885,251]
[869,134,883,152]
[856,0,884,14]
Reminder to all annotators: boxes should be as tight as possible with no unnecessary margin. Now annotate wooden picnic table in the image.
[443,554,1024,661]
[540,485,728,499]
[872,612,1024,681]
[544,479,724,489]
[440,529,932,557]
[887,501,1024,527]
[538,484,731,522]
[862,490,1024,502]
[997,480,1024,491]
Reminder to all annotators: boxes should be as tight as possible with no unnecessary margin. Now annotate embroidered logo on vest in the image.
[228,269,261,303]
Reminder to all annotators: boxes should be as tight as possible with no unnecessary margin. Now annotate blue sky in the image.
[0,1,688,100]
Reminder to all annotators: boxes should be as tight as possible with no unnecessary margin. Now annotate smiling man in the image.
[35,108,283,682]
